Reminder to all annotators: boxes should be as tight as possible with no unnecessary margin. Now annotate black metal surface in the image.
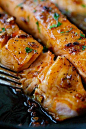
[0,84,86,129]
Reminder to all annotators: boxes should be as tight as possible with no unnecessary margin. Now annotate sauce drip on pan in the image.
[0,85,55,127]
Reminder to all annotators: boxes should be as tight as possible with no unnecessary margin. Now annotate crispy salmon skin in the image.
[1,0,86,82]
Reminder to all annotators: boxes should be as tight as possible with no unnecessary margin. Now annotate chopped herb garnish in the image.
[54,13,60,20]
[15,2,23,9]
[36,21,40,33]
[80,33,85,38]
[25,47,33,53]
[34,50,37,53]
[78,38,82,40]
[66,30,70,33]
[34,0,37,2]
[0,28,5,33]
[82,4,86,8]
[55,3,58,7]
[66,28,73,33]
[70,28,73,30]
[75,32,78,35]
[49,22,62,29]
[57,22,62,27]
[33,9,37,13]
[60,31,64,34]
[27,16,29,22]
[49,24,57,29]
[82,46,86,51]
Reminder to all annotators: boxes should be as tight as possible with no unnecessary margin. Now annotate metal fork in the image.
[0,63,22,89]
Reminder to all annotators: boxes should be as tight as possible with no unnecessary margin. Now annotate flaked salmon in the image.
[19,51,54,95]
[34,56,86,121]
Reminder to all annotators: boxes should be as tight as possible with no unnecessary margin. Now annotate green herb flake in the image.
[34,0,37,2]
[0,28,6,33]
[36,21,41,33]
[27,16,29,22]
[49,22,62,29]
[57,22,62,27]
[78,38,82,40]
[33,9,37,13]
[15,3,23,9]
[34,50,37,53]
[80,33,85,38]
[55,3,58,7]
[82,46,86,51]
[75,32,78,35]
[49,24,57,29]
[66,30,70,33]
[54,13,60,20]
[82,4,86,8]
[25,47,33,53]
[60,31,64,34]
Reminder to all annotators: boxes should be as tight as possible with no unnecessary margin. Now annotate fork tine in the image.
[0,63,21,86]
[0,79,22,89]
[0,63,17,73]
[0,69,19,79]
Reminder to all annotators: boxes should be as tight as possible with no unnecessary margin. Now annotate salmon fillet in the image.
[1,0,86,82]
[0,7,19,59]
[51,0,86,15]
[34,56,86,121]
[0,7,19,49]
[19,51,54,95]
[1,30,43,71]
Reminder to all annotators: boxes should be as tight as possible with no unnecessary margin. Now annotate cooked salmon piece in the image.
[1,30,43,71]
[51,0,86,15]
[0,7,19,50]
[34,56,86,121]
[1,0,86,82]
[19,51,54,95]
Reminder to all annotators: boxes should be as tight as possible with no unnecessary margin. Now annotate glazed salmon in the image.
[1,30,43,71]
[0,7,19,49]
[34,56,86,121]
[1,0,86,82]
[51,0,86,15]
[19,51,54,95]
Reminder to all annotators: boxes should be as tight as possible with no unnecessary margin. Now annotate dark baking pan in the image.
[0,84,86,129]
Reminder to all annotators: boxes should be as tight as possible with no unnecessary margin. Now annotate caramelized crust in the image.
[19,51,54,95]
[1,0,86,82]
[1,30,43,71]
[34,56,86,121]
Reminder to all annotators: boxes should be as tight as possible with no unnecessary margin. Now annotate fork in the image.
[0,63,22,89]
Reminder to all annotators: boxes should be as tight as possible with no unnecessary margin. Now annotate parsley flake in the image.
[0,28,5,33]
[60,31,64,34]
[54,13,60,20]
[15,3,23,9]
[82,46,86,51]
[82,4,86,8]
[49,22,62,29]
[36,21,40,33]
[80,33,85,38]
[25,47,33,53]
